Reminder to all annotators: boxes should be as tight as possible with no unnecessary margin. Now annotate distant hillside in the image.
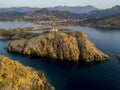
[0,11,25,17]
[1,5,120,22]
[48,5,98,14]
[34,8,80,19]
[0,7,39,12]
[0,8,81,21]
[83,14,120,29]
[79,5,120,19]
[0,5,98,14]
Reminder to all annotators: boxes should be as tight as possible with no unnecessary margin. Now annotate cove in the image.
[0,25,120,90]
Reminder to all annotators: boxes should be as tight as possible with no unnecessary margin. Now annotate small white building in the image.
[50,27,58,31]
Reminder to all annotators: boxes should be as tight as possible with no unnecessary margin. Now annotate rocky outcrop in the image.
[0,27,68,40]
[0,29,39,40]
[6,31,110,62]
[0,55,54,90]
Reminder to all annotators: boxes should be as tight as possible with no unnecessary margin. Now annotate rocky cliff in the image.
[0,55,54,90]
[6,31,110,62]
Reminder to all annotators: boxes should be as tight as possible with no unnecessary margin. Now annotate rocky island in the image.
[0,55,54,90]
[6,31,110,62]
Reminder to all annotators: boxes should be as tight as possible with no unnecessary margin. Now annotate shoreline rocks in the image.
[0,29,39,40]
[0,27,69,40]
[0,55,54,90]
[6,31,110,62]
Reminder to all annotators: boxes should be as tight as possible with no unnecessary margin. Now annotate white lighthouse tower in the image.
[50,27,58,31]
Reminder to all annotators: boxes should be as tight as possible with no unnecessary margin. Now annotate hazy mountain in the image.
[0,8,81,20]
[1,5,120,20]
[0,7,40,12]
[0,5,98,14]
[34,8,81,19]
[79,5,120,19]
[0,5,120,18]
[83,14,120,29]
[48,5,98,14]
[0,11,25,17]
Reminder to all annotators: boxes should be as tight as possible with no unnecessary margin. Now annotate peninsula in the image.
[0,55,54,90]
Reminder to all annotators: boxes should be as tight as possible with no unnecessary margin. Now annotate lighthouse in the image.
[50,27,58,31]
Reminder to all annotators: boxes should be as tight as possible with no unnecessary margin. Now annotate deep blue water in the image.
[0,24,120,90]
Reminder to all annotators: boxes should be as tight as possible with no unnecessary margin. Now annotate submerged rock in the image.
[0,55,54,90]
[6,31,110,62]
[116,55,120,60]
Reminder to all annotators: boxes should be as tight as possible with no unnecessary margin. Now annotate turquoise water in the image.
[0,21,34,29]
[0,23,120,90]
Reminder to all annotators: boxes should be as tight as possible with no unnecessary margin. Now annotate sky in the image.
[0,0,120,9]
